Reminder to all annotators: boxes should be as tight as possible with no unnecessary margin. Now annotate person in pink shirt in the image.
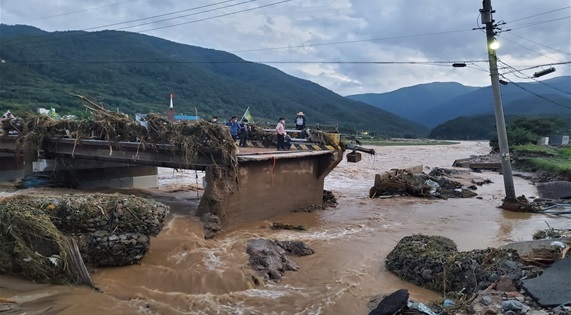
[275,118,286,150]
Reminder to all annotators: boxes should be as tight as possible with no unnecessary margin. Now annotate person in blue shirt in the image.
[226,116,240,140]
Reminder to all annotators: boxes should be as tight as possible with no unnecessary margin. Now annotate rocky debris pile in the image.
[293,205,324,213]
[502,195,571,213]
[501,196,543,212]
[77,231,150,267]
[0,193,170,282]
[201,213,222,239]
[385,235,522,295]
[246,239,314,283]
[270,222,306,231]
[369,170,478,199]
[533,228,571,240]
[428,167,470,177]
[323,189,338,207]
[3,193,169,236]
[292,190,338,212]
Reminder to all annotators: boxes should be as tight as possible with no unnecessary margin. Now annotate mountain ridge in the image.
[0,24,428,136]
[348,76,571,128]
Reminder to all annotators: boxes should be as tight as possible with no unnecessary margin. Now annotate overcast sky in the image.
[1,0,569,95]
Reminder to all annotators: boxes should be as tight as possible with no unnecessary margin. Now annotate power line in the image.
[502,61,571,72]
[508,15,571,30]
[230,29,475,53]
[505,32,571,56]
[2,0,262,47]
[500,36,562,63]
[6,59,488,65]
[505,5,571,24]
[133,0,292,34]
[500,76,571,110]
[11,0,140,23]
[84,0,250,31]
[498,59,571,95]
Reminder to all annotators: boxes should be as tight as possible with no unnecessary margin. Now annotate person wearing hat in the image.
[294,111,306,138]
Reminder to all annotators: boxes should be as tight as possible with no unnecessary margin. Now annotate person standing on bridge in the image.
[238,118,251,147]
[294,112,306,138]
[275,118,286,151]
[226,116,239,141]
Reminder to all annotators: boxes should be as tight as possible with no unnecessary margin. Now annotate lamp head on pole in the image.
[489,39,500,50]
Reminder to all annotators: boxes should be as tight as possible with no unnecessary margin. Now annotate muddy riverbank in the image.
[1,141,569,314]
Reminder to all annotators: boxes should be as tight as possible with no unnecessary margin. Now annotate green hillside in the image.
[0,24,428,137]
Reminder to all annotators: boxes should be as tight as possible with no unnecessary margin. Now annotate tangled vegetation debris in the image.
[369,170,478,199]
[5,95,238,169]
[0,203,76,283]
[0,193,170,282]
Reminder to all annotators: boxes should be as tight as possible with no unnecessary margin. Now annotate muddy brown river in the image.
[1,141,569,314]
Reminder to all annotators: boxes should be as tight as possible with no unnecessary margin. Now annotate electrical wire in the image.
[500,36,562,63]
[505,5,571,24]
[505,32,571,56]
[498,59,571,95]
[1,0,265,48]
[11,0,140,23]
[6,59,488,65]
[230,29,475,53]
[508,16,571,30]
[500,76,571,110]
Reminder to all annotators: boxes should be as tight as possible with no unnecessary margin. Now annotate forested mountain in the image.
[346,82,479,125]
[349,76,571,128]
[0,24,428,137]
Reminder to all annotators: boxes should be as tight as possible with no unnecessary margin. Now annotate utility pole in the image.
[480,0,516,199]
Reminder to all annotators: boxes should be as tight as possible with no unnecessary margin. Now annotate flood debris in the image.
[369,169,478,199]
[0,193,169,283]
[534,229,571,240]
[270,222,306,231]
[323,189,338,207]
[201,213,222,239]
[6,96,238,179]
[368,289,409,315]
[501,195,542,212]
[523,256,571,307]
[245,239,313,283]
[385,235,521,295]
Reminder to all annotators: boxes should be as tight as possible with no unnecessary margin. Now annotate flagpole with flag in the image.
[241,107,253,123]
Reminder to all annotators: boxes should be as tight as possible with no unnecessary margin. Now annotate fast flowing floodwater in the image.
[1,141,570,315]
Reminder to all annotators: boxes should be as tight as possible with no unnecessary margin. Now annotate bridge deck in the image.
[0,136,336,169]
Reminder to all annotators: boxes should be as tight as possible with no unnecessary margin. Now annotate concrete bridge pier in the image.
[0,153,24,183]
[198,150,343,226]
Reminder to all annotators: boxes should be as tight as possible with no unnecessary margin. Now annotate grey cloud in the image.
[0,0,569,94]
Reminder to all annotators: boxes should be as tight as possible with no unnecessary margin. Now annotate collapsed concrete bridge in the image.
[0,133,344,228]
